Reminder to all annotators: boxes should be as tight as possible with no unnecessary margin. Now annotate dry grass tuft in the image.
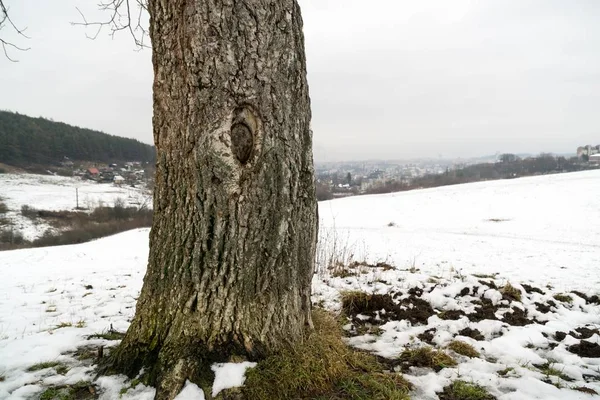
[439,380,496,400]
[242,309,411,400]
[399,346,457,372]
[500,283,522,302]
[447,341,480,358]
[553,293,573,303]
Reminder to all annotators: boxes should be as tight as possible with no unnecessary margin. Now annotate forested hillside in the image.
[0,111,155,166]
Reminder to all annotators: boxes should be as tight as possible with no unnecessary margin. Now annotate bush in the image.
[0,202,8,214]
[21,204,38,218]
[32,218,151,247]
[316,183,334,201]
[0,228,25,245]
[1,203,153,251]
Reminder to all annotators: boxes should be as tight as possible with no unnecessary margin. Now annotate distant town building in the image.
[589,154,600,165]
[86,167,100,177]
[577,145,600,158]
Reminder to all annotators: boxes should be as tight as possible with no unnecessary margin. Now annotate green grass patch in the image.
[38,381,96,400]
[497,367,514,376]
[399,346,457,371]
[242,309,411,400]
[439,380,496,400]
[119,378,142,396]
[73,345,98,362]
[553,294,573,303]
[88,329,125,341]
[537,363,572,381]
[447,341,480,358]
[27,361,69,375]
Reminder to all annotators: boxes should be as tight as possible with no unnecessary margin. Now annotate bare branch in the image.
[72,0,150,50]
[0,0,31,62]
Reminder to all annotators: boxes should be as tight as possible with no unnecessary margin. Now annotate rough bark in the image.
[103,1,317,398]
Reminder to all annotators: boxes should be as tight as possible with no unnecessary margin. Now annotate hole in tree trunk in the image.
[231,122,253,165]
[190,295,198,312]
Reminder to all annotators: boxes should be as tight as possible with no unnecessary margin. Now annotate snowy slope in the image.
[0,174,151,240]
[318,169,600,292]
[0,170,599,399]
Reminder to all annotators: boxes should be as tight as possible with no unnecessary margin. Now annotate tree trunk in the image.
[103,1,317,398]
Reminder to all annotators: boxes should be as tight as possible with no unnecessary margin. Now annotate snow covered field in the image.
[0,170,599,399]
[0,174,150,240]
[319,169,600,292]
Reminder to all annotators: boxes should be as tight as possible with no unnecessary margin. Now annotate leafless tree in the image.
[72,0,150,50]
[0,0,30,62]
[4,2,317,398]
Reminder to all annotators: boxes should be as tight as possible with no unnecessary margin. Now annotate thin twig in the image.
[0,0,31,62]
[71,0,150,50]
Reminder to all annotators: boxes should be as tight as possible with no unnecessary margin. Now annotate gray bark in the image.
[102,1,317,398]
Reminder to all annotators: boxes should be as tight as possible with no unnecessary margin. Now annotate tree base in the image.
[97,335,267,400]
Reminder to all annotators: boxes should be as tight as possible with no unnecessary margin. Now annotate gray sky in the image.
[1,1,599,161]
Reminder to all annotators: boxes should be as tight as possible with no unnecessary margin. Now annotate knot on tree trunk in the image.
[230,107,260,166]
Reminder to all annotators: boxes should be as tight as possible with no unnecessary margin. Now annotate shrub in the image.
[2,203,152,250]
[20,204,38,219]
[316,183,334,201]
[0,228,25,245]
[0,202,8,214]
[32,217,150,247]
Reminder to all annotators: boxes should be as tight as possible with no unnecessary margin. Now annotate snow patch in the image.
[211,362,257,397]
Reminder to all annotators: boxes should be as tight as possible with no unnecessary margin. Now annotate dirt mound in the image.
[570,327,600,340]
[418,328,436,344]
[502,307,534,326]
[342,292,435,327]
[521,284,545,295]
[439,310,466,320]
[468,299,499,322]
[458,327,485,341]
[568,341,600,358]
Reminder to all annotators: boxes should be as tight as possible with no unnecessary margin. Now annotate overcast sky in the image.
[1,1,599,161]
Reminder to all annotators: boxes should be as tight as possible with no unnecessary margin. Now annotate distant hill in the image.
[0,111,156,167]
